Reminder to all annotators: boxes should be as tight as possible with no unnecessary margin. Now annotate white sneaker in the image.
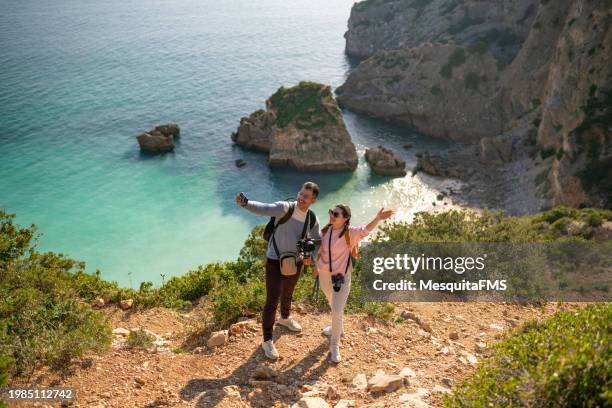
[277,317,302,332]
[262,340,279,360]
[322,326,344,337]
[329,344,341,363]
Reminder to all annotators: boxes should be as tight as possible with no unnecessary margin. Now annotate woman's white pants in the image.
[318,270,351,346]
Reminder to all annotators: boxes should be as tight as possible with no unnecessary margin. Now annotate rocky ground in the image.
[16,301,578,408]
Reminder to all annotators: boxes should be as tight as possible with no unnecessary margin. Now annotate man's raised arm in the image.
[235,192,288,218]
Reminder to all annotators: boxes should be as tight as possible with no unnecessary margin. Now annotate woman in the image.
[314,205,394,363]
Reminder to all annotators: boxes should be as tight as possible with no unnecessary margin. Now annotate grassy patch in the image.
[268,81,340,130]
[126,329,155,350]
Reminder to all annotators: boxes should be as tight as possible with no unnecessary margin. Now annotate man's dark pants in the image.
[262,257,303,342]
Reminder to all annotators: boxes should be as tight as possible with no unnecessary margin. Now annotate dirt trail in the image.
[19,301,569,408]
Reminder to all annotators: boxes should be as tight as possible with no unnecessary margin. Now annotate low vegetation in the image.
[446,303,611,407]
[268,81,341,130]
[126,329,155,350]
[0,211,112,381]
[1,206,610,393]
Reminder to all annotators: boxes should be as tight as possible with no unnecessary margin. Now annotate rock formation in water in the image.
[136,124,180,153]
[231,81,358,172]
[338,0,611,208]
[365,145,407,177]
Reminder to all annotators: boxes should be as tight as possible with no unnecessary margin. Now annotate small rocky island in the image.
[231,81,358,172]
[136,124,180,153]
[365,145,406,177]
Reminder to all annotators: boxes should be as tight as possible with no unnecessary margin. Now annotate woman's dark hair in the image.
[322,204,351,237]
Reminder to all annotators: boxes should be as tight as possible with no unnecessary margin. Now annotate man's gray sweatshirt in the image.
[243,200,321,261]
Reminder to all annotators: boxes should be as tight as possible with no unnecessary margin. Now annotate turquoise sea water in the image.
[0,0,453,286]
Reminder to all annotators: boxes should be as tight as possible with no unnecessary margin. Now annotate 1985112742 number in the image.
[1,387,75,402]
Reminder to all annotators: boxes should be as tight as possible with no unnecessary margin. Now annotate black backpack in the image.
[263,201,316,242]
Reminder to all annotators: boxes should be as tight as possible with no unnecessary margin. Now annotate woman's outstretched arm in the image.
[365,207,395,232]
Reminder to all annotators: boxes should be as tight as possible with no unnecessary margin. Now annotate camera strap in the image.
[272,206,312,258]
[327,227,352,274]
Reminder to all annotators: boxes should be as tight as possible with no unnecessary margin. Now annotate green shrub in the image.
[445,304,612,407]
[584,211,604,227]
[376,210,543,243]
[0,351,10,408]
[211,277,266,326]
[0,211,112,379]
[126,329,155,350]
[268,81,340,129]
[376,207,612,244]
[158,262,235,306]
[534,207,580,224]
[430,85,442,95]
[362,302,395,320]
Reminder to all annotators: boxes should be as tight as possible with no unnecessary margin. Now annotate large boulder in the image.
[136,123,180,153]
[231,82,358,172]
[416,154,463,179]
[365,145,406,177]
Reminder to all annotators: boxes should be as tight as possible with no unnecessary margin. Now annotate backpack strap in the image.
[300,210,310,240]
[308,210,316,230]
[276,202,295,227]
[271,202,295,257]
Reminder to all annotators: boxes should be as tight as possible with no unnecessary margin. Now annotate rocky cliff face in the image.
[232,82,358,172]
[345,0,537,60]
[339,0,611,208]
[337,43,507,142]
[538,1,612,208]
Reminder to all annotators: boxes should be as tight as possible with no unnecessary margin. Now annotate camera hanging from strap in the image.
[272,205,313,276]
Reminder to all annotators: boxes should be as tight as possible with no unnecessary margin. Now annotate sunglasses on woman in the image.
[328,209,343,218]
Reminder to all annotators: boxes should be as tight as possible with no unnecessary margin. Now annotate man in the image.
[235,181,321,359]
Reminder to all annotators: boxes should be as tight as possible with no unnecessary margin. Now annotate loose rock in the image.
[291,397,331,408]
[207,330,228,348]
[119,299,134,310]
[368,373,404,393]
[351,373,368,391]
[112,328,130,337]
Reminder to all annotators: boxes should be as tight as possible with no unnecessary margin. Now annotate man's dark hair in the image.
[302,181,320,198]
